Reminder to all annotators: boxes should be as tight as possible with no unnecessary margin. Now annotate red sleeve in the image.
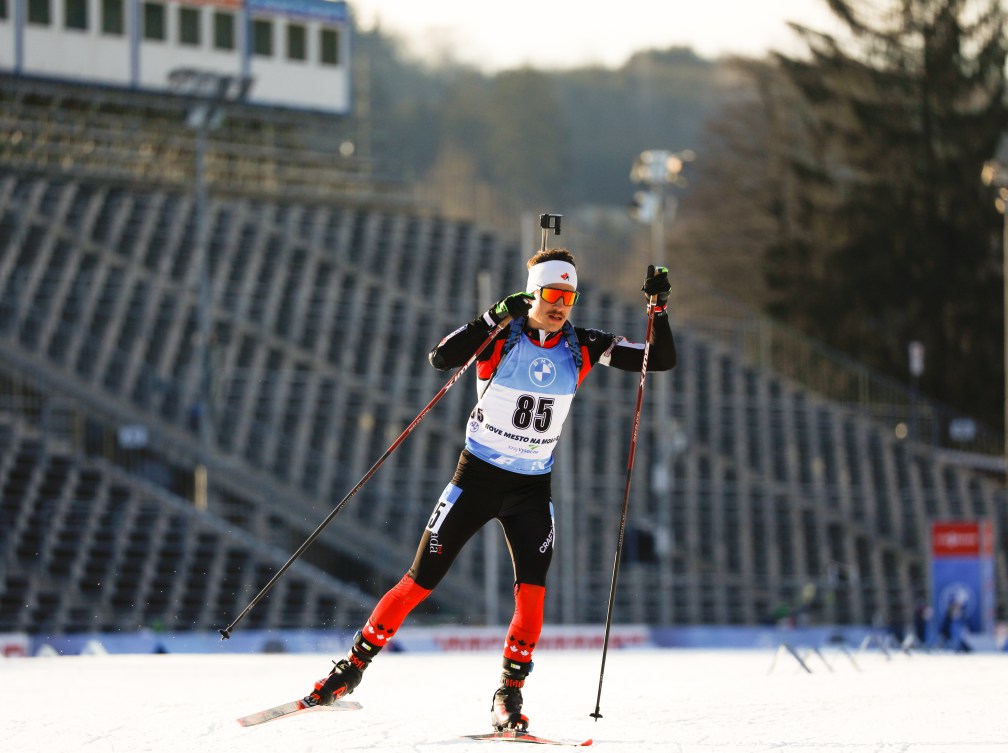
[476,339,507,380]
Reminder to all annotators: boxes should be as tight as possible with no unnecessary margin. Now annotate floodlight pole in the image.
[982,156,1008,480]
[169,69,253,511]
[1002,182,1008,480]
[629,149,692,624]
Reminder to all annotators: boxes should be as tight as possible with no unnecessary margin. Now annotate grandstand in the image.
[0,68,1005,640]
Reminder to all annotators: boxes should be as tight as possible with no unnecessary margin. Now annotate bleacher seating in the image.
[0,417,370,633]
[0,110,1006,635]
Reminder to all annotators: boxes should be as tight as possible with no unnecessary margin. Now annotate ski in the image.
[464,730,593,747]
[236,698,362,727]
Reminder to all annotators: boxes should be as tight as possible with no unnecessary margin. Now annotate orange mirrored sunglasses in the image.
[537,286,580,306]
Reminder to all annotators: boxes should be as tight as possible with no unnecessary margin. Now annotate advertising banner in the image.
[931,520,996,635]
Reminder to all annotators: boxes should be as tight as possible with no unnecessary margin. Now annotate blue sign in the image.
[246,0,349,23]
[931,521,996,639]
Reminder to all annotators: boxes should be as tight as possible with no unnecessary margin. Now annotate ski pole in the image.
[590,292,658,720]
[219,318,508,640]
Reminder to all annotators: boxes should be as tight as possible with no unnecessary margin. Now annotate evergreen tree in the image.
[769,0,1007,425]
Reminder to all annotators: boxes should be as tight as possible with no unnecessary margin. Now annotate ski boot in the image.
[490,658,532,731]
[304,631,379,707]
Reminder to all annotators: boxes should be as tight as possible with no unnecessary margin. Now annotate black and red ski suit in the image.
[352,307,676,665]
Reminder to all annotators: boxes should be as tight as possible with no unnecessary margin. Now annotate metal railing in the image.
[0,74,413,206]
[670,274,1003,462]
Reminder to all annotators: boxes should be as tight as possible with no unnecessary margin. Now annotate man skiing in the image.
[305,246,677,732]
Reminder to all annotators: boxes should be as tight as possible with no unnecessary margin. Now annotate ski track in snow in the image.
[3,648,1007,752]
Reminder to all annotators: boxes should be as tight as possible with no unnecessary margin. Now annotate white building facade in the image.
[0,0,352,113]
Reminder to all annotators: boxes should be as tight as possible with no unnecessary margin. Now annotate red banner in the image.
[931,521,993,557]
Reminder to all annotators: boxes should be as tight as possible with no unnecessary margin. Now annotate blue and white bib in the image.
[465,331,579,474]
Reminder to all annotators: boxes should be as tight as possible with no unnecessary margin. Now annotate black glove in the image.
[491,291,534,323]
[641,265,671,307]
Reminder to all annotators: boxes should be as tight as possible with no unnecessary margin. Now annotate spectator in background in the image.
[913,598,932,647]
[939,592,971,653]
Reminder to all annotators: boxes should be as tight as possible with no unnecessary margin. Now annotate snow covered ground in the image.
[3,647,1007,752]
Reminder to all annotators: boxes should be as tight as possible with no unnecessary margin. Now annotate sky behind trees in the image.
[347,0,844,71]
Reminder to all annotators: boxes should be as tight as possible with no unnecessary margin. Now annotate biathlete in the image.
[305,246,677,731]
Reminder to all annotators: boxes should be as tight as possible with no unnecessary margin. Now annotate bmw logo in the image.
[529,357,556,387]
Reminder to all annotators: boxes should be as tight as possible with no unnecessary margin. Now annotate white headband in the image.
[527,260,578,292]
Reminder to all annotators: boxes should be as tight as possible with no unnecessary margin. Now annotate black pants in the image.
[408,450,555,590]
